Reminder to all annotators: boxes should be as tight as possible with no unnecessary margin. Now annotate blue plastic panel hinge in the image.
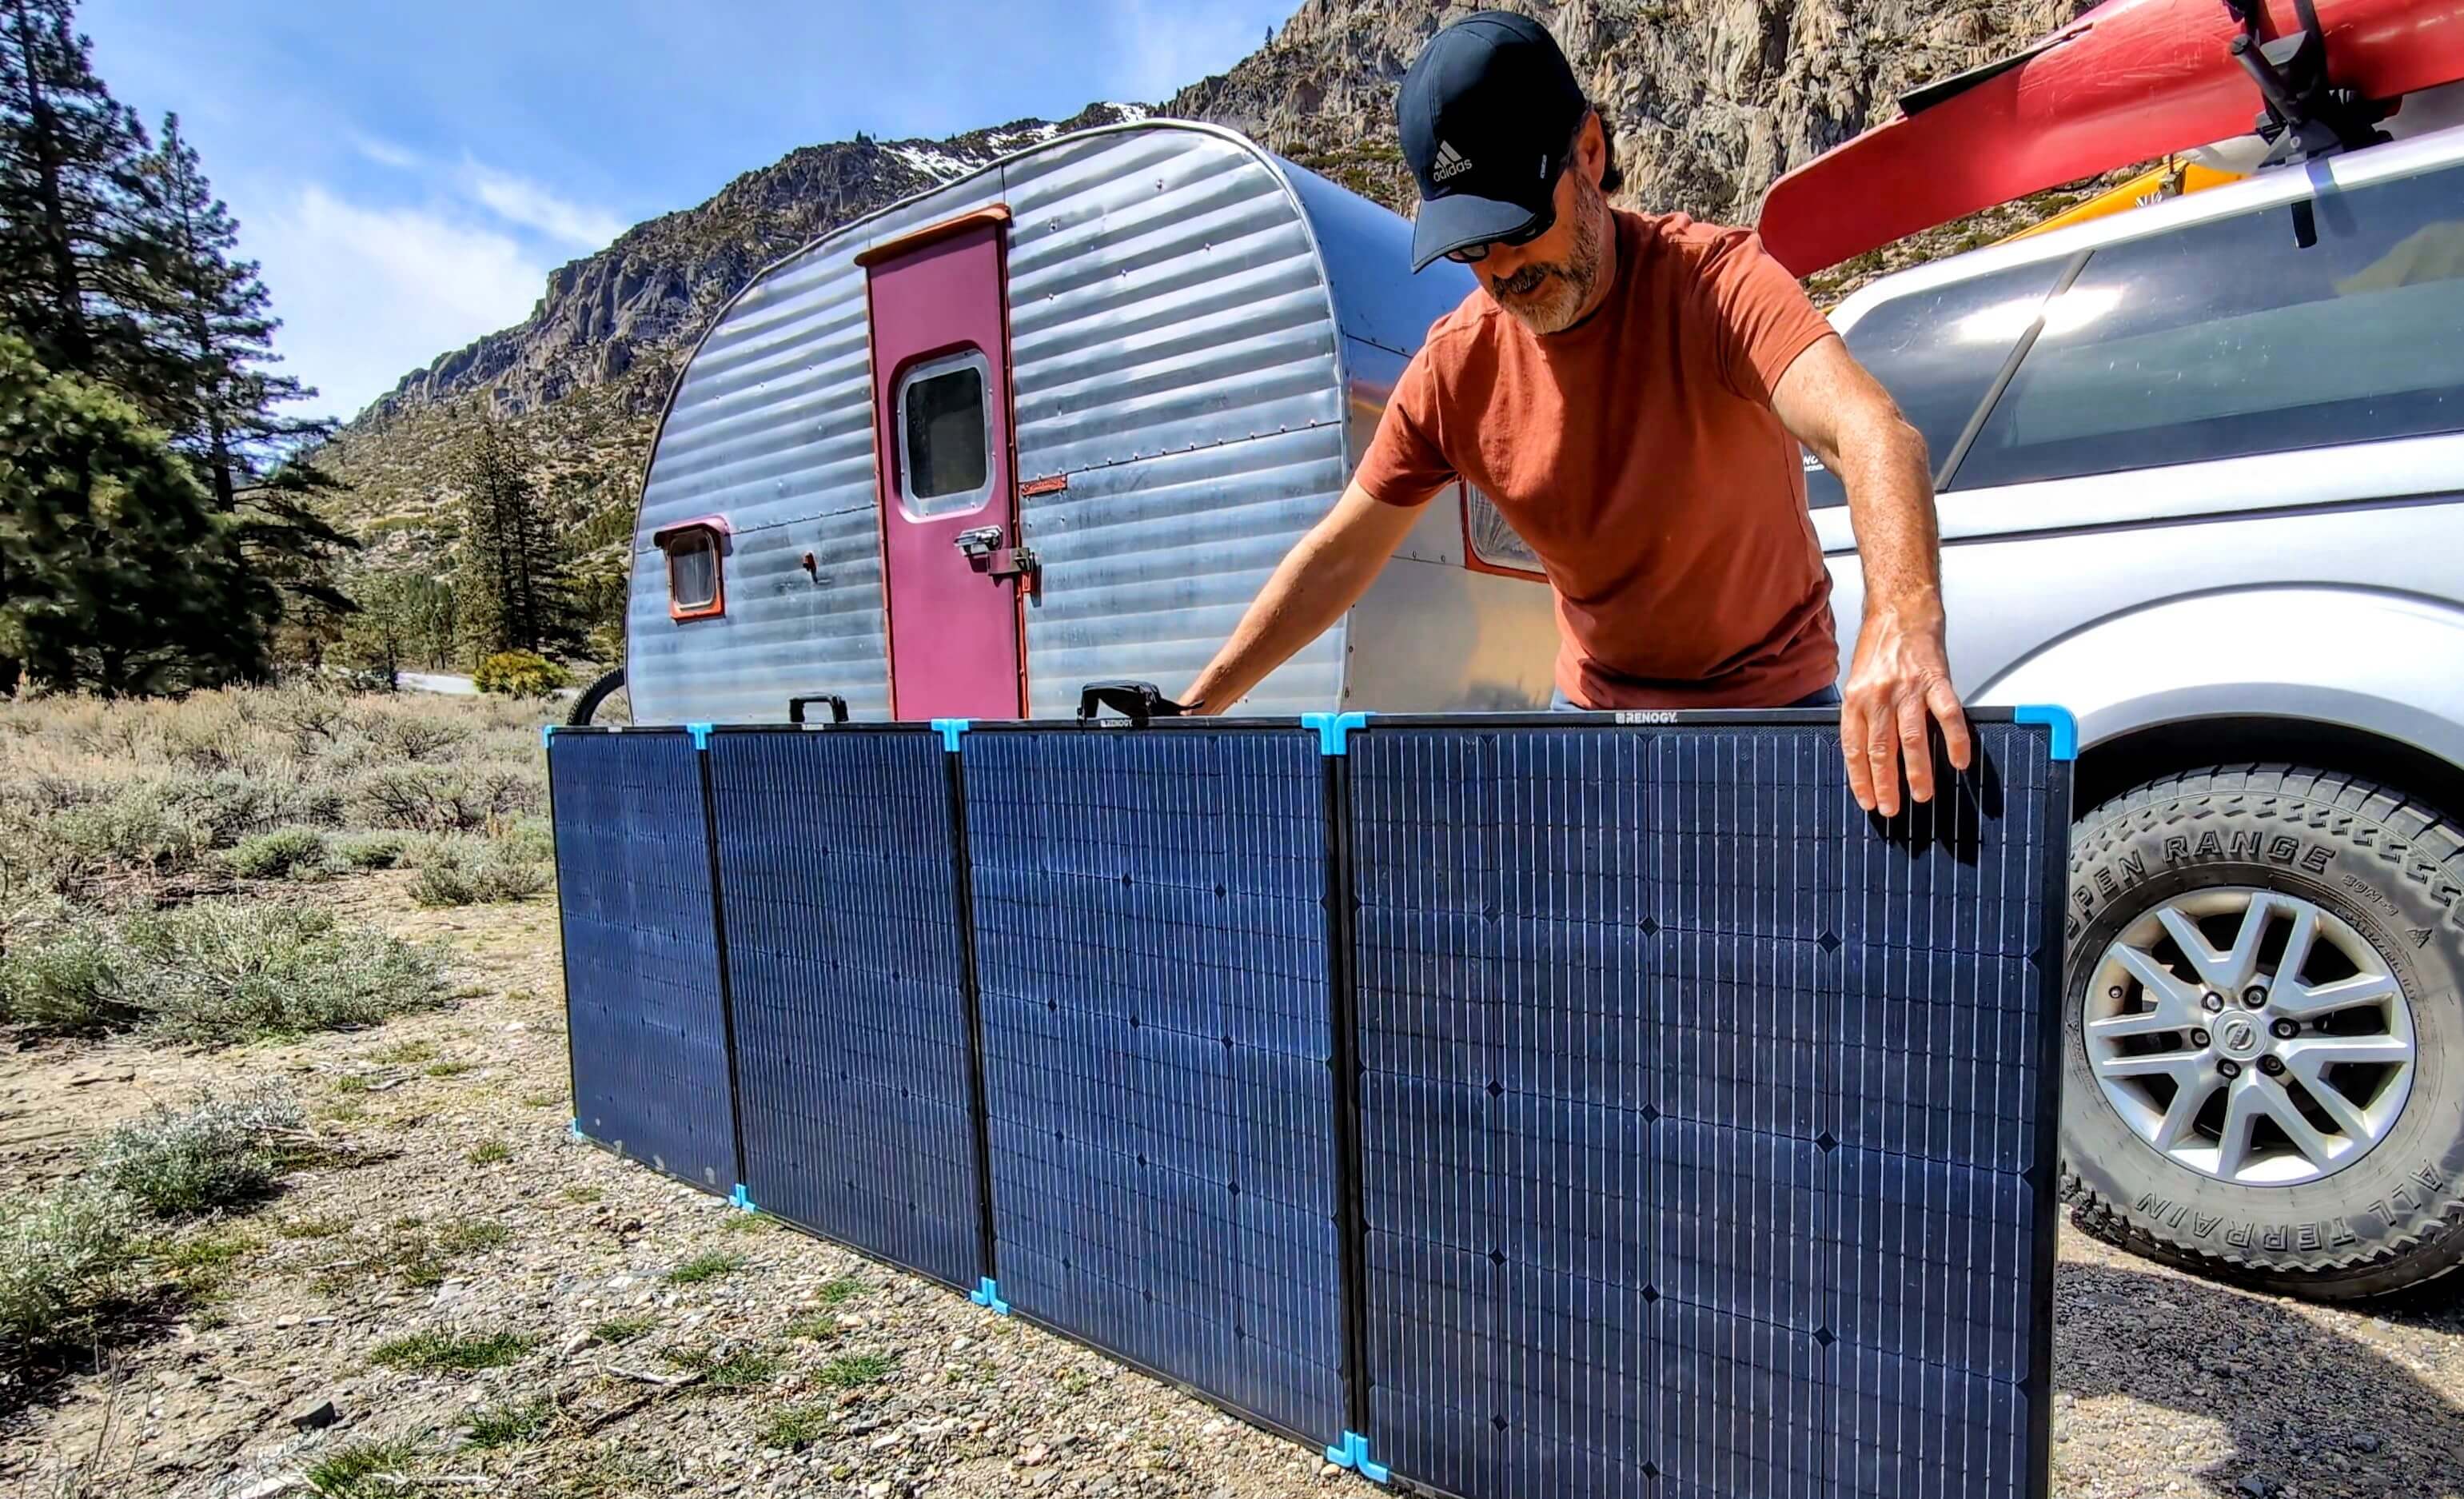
[540,724,556,748]
[728,1184,757,1213]
[1301,712,1370,756]
[931,718,971,752]
[685,722,714,750]
[968,1276,1011,1315]
[2013,704,2078,762]
[1325,1431,1390,1484]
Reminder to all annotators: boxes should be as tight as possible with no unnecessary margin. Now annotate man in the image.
[1180,11,1969,817]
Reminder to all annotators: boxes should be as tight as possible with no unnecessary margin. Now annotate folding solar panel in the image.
[959,722,1350,1449]
[707,726,990,1292]
[547,728,738,1193]
[1344,712,2066,1499]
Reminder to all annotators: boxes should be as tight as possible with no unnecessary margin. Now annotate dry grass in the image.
[0,684,549,910]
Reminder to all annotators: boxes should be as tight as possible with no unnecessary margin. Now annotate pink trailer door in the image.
[861,209,1029,721]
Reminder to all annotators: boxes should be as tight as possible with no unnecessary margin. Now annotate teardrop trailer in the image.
[590,120,1561,728]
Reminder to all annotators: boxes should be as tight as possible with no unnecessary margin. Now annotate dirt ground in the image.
[2,873,2459,1499]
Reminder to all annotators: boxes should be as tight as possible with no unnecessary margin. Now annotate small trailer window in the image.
[895,349,993,518]
[656,522,726,620]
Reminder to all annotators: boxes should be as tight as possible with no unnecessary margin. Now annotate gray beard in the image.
[1488,181,1609,335]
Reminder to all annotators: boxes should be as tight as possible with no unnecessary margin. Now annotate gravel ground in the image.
[2,874,2458,1499]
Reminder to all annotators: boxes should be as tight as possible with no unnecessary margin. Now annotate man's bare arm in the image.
[1770,333,1972,815]
[1180,481,1428,714]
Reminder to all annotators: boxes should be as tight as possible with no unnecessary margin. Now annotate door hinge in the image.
[955,525,1040,594]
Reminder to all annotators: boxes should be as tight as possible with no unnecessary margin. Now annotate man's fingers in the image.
[1927,676,1972,771]
[1896,686,1935,806]
[1840,696,1877,811]
[1866,716,1903,818]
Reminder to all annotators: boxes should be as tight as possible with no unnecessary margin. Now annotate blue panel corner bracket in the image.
[686,722,714,750]
[2012,704,2079,761]
[728,1184,758,1214]
[1325,1431,1390,1485]
[931,718,971,752]
[968,1276,1011,1315]
[540,724,556,748]
[1300,712,1370,756]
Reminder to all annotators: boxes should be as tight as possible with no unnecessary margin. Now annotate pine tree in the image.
[0,331,275,695]
[453,423,566,660]
[126,113,359,623]
[0,0,153,389]
[341,570,457,684]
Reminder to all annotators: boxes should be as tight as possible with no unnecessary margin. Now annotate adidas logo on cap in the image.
[1431,140,1473,181]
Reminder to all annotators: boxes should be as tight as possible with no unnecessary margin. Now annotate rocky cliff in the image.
[1176,0,2085,220]
[319,2,2100,607]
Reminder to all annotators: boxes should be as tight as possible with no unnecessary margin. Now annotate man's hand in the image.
[1768,333,1973,814]
[1840,602,1971,816]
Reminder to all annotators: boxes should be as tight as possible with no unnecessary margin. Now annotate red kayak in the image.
[1756,0,2464,276]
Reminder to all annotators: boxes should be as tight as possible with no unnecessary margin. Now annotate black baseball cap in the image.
[1397,12,1588,273]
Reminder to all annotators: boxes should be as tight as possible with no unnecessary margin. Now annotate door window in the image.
[895,348,993,519]
[1803,257,2070,508]
[1952,161,2464,489]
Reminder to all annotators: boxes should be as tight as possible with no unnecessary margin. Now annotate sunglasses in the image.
[1444,203,1557,263]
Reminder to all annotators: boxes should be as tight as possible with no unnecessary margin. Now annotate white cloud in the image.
[464,163,628,250]
[352,134,421,171]
[249,185,550,421]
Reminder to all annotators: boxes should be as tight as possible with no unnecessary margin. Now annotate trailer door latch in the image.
[955,525,1040,592]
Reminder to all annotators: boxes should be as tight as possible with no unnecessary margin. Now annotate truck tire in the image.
[567,667,625,727]
[2059,765,2464,1298]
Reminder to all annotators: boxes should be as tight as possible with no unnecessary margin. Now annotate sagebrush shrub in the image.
[0,1186,135,1377]
[353,766,537,834]
[113,903,449,1044]
[409,839,551,908]
[362,712,467,763]
[0,915,134,1035]
[86,1086,309,1218]
[158,770,345,845]
[332,832,410,870]
[0,903,448,1044]
[223,827,331,879]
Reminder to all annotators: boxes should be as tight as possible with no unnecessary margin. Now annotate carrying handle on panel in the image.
[787,694,850,726]
[1076,680,1186,729]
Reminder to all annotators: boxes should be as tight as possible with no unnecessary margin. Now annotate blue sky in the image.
[78,0,1294,422]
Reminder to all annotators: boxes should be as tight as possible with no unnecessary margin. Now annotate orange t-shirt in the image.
[1355,209,1840,709]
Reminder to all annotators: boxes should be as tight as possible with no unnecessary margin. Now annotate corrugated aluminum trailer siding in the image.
[628,171,1008,726]
[1004,130,1353,718]
[630,126,1356,725]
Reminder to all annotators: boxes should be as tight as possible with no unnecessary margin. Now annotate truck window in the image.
[1951,160,2464,489]
[1802,257,2067,508]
